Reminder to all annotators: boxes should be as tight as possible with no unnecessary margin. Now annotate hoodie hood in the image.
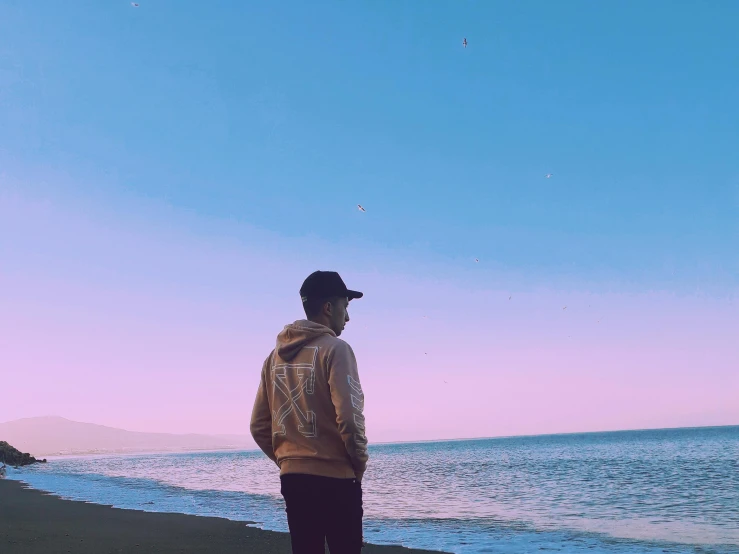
[276,320,336,361]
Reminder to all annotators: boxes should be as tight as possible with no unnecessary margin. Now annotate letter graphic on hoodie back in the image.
[272,346,319,438]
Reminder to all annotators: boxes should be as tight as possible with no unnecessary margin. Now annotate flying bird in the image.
[474,258,479,263]
[509,296,512,300]
[357,204,366,212]
[463,38,468,48]
[545,173,553,179]
[131,2,139,6]
[563,306,567,310]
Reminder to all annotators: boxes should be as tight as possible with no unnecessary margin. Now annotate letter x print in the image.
[272,348,318,437]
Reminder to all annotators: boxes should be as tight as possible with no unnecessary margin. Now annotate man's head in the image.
[300,271,363,337]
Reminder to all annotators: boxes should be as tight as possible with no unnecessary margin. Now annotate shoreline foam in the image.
[0,479,446,554]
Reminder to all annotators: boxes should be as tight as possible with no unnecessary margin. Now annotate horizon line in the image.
[38,423,739,461]
[369,422,739,447]
[4,417,736,451]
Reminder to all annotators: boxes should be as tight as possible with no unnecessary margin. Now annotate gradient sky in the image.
[1,1,737,441]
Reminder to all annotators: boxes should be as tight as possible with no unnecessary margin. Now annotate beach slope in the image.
[0,480,446,554]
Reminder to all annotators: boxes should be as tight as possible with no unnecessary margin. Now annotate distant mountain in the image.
[0,416,257,457]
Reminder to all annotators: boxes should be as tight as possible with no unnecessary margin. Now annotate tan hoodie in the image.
[250,320,368,480]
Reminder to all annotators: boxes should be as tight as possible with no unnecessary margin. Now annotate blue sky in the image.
[3,0,737,291]
[1,1,737,436]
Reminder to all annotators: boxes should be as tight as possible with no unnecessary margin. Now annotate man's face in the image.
[329,297,350,336]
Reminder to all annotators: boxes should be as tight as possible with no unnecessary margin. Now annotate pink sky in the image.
[1,183,737,441]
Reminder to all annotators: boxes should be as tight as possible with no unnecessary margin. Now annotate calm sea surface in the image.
[8,426,738,553]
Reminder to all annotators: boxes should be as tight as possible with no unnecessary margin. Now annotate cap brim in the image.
[347,290,363,300]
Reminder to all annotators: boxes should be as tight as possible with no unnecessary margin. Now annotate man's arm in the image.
[250,355,278,465]
[328,342,369,480]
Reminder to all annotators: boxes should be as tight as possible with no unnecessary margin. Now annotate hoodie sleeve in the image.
[250,355,278,465]
[327,341,369,478]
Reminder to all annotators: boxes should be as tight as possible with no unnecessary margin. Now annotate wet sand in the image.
[0,479,447,554]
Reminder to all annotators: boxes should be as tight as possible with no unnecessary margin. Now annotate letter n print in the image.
[347,374,366,436]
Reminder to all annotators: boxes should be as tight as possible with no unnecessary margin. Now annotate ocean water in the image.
[6,426,738,554]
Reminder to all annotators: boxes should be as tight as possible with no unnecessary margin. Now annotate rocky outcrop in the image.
[0,441,47,466]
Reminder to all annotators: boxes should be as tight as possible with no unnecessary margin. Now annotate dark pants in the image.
[280,473,364,554]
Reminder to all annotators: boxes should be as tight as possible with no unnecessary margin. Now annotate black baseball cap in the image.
[300,271,363,304]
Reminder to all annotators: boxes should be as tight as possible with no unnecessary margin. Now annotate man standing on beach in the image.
[250,270,369,554]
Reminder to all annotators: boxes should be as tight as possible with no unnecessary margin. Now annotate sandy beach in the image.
[0,479,446,554]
